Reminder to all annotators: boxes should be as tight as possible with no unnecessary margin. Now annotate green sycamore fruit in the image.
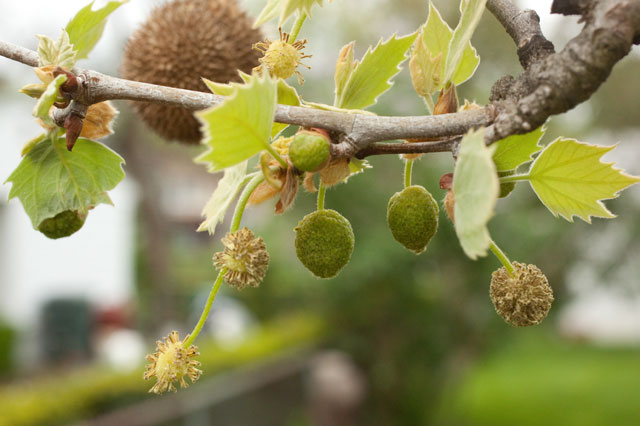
[498,170,516,198]
[288,131,330,172]
[294,209,355,278]
[37,210,88,239]
[387,185,439,254]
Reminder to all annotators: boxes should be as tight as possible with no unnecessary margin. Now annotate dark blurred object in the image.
[0,320,15,375]
[40,298,92,365]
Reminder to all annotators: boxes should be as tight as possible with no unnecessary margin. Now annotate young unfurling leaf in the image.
[527,139,640,223]
[410,2,480,100]
[443,0,487,85]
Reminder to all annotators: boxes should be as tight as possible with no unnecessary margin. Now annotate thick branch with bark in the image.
[486,0,640,143]
[1,0,639,157]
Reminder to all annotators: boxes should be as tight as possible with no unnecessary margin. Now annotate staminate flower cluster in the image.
[214,227,270,289]
[144,331,202,394]
[490,262,554,327]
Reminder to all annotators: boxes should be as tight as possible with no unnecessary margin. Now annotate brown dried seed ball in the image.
[490,262,554,327]
[121,0,262,144]
[214,228,270,289]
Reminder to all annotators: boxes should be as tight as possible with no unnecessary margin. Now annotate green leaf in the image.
[453,128,499,259]
[410,2,479,98]
[36,31,76,68]
[33,74,67,126]
[254,0,328,27]
[443,0,486,85]
[5,136,125,228]
[527,138,640,223]
[66,0,127,60]
[334,41,357,103]
[204,75,300,137]
[492,125,545,172]
[196,73,277,172]
[337,32,418,110]
[197,162,249,235]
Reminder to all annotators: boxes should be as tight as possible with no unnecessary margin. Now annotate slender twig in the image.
[355,138,458,159]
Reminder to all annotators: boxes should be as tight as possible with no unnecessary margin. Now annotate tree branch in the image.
[0,40,490,158]
[2,0,639,157]
[354,138,458,159]
[486,0,640,143]
[486,0,555,69]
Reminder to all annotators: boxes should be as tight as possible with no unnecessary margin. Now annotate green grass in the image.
[435,332,640,426]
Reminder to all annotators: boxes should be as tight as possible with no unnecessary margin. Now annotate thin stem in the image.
[317,182,326,210]
[184,173,264,348]
[424,95,436,115]
[289,13,307,42]
[489,239,515,276]
[184,269,225,348]
[265,144,288,169]
[499,173,530,183]
[404,159,414,188]
[231,174,265,232]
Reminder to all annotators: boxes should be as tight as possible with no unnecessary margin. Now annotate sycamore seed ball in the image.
[294,209,355,279]
[38,210,87,239]
[289,131,330,172]
[121,0,261,144]
[262,40,301,80]
[387,185,439,254]
[490,262,554,327]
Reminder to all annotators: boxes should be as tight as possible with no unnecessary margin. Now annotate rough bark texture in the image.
[486,0,640,143]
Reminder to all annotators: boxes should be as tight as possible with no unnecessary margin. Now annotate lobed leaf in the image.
[196,73,277,172]
[197,162,249,235]
[453,128,499,259]
[337,32,418,111]
[66,0,128,60]
[492,125,545,172]
[5,136,125,228]
[443,0,487,84]
[527,138,640,223]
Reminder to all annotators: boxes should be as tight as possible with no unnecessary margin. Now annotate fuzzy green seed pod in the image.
[387,185,439,254]
[38,210,87,239]
[289,131,330,172]
[294,209,355,279]
[122,0,261,144]
[490,262,554,327]
[498,170,516,198]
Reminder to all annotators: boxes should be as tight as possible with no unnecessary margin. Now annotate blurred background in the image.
[0,0,639,425]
